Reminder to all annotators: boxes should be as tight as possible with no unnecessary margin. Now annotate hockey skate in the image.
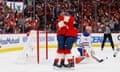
[64,57,75,68]
[53,59,65,68]
[63,62,75,68]
[53,62,63,68]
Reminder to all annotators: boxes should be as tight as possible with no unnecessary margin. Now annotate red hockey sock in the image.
[68,58,73,63]
[75,57,84,64]
[84,52,90,58]
[54,58,59,63]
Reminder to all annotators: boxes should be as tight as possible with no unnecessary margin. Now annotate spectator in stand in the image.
[0,0,120,33]
[4,12,17,33]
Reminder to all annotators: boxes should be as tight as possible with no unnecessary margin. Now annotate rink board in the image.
[0,33,120,52]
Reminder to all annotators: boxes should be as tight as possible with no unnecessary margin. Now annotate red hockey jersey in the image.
[56,15,67,35]
[64,15,78,38]
[56,15,78,37]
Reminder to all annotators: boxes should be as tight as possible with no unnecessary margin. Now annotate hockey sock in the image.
[53,58,59,64]
[53,53,64,65]
[84,51,90,58]
[64,50,75,67]
[61,58,65,65]
[75,57,84,64]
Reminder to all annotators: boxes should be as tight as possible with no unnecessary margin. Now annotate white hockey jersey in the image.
[76,33,91,48]
[76,33,95,57]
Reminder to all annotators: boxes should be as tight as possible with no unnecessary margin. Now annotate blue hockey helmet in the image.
[83,31,90,37]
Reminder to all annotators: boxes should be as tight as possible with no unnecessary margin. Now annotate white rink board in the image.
[0,33,120,51]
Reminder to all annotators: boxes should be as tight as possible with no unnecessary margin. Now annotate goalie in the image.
[75,26,104,64]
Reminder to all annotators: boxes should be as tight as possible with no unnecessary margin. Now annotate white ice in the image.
[0,48,120,72]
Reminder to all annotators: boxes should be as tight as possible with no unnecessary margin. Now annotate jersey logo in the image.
[64,16,70,22]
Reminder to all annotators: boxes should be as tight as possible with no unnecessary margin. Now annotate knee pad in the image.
[77,48,82,52]
[77,47,84,56]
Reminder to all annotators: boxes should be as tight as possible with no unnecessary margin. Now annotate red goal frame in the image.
[36,30,48,64]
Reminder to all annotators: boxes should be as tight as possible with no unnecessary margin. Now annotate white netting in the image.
[16,30,48,64]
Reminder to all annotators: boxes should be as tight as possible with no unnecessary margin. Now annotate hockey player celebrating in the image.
[75,26,104,64]
[53,11,78,68]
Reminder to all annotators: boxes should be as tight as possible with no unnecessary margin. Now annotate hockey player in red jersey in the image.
[53,11,78,68]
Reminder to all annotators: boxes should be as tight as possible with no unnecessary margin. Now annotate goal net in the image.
[16,30,48,64]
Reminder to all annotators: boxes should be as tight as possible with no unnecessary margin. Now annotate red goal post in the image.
[25,30,48,64]
[36,30,48,64]
[16,30,48,64]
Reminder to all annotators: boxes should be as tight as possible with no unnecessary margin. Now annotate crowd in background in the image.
[0,0,120,33]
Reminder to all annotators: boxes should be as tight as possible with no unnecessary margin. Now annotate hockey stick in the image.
[90,48,108,63]
[91,55,108,63]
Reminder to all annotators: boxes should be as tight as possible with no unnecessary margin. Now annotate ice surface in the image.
[0,48,120,72]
